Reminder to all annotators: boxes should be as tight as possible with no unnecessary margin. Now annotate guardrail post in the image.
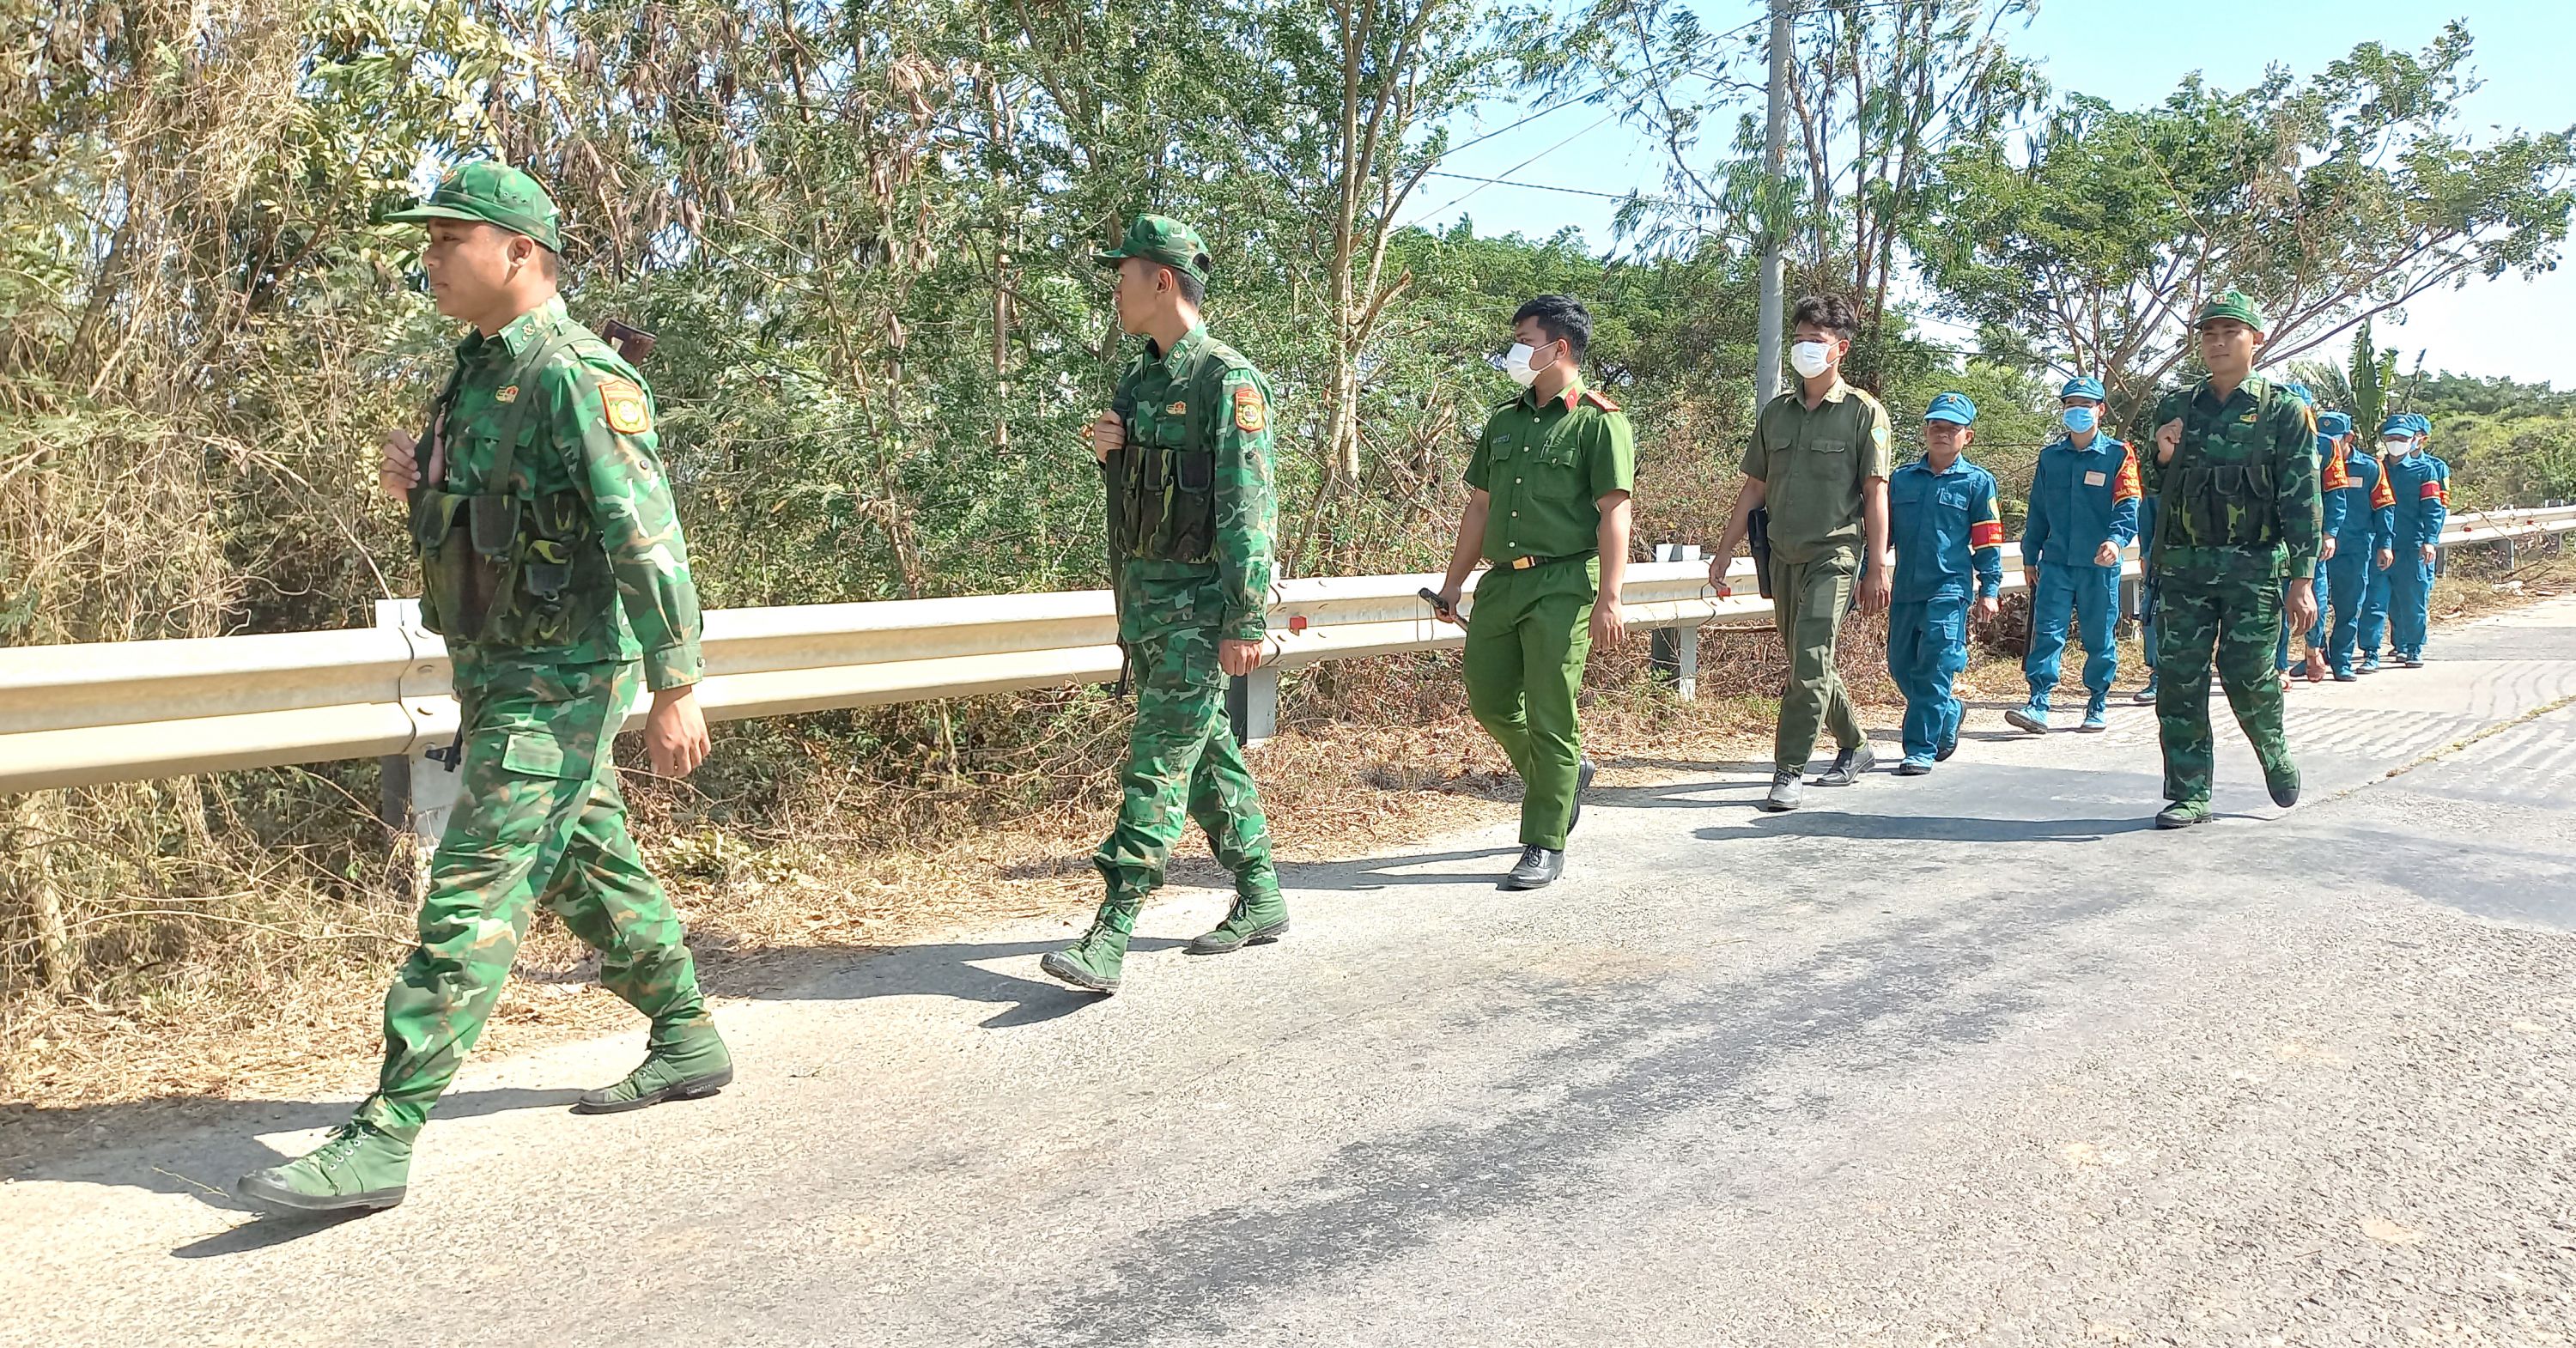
[1649,543,1703,699]
[375,601,459,887]
[1226,669,1279,746]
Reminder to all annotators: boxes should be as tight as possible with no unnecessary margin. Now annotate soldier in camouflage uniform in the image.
[236,163,729,1214]
[1042,215,1285,995]
[2142,291,2324,829]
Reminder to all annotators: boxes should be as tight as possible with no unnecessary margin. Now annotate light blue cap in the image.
[1924,392,1977,425]
[2059,376,2105,402]
[2318,411,2351,436]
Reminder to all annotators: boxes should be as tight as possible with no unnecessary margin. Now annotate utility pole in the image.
[1755,0,1794,406]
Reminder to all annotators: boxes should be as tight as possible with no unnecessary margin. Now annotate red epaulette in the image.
[1577,387,1619,412]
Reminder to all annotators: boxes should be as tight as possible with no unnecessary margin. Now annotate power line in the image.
[1408,107,1623,223]
[1417,171,1659,203]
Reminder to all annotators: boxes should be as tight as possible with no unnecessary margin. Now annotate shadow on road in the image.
[1698,811,2156,844]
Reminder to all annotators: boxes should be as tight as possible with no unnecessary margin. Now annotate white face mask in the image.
[2383,436,2413,457]
[1501,342,1544,388]
[1789,341,1834,380]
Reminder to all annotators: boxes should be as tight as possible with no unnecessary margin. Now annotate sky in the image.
[1417,0,2576,387]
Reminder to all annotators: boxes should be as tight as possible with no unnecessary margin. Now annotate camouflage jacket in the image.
[1103,323,1278,643]
[2143,374,2322,577]
[427,296,703,689]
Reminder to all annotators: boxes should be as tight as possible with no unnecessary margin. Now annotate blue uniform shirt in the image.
[2315,435,2350,541]
[2022,433,2141,568]
[1888,453,2006,604]
[2333,445,2396,552]
[2385,451,2451,549]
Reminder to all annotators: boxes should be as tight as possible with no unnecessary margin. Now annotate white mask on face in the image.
[2383,435,2413,458]
[1501,342,1543,387]
[1789,341,1833,380]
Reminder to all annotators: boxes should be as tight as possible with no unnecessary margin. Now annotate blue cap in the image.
[1924,392,1977,425]
[2059,376,2105,402]
[2407,413,2431,436]
[2318,410,2350,436]
[2277,380,2313,407]
[2379,414,2413,437]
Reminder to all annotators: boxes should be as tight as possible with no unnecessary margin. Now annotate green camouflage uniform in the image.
[361,292,717,1139]
[239,163,726,1214]
[1046,216,1284,993]
[2145,295,2322,817]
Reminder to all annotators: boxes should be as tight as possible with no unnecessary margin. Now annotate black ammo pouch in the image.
[1119,405,1218,564]
[410,332,611,649]
[1747,507,1775,598]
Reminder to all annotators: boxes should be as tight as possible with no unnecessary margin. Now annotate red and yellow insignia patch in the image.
[494,384,519,404]
[1165,401,1188,416]
[600,378,652,434]
[1231,383,1267,434]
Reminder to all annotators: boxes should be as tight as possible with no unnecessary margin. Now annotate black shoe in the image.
[1568,758,1597,834]
[1501,845,1564,890]
[1814,741,1877,787]
[1935,733,1959,762]
[2266,763,2301,809]
[1761,770,1802,812]
[2402,654,2425,669]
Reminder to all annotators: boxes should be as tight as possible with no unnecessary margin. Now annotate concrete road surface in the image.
[6,602,2574,1347]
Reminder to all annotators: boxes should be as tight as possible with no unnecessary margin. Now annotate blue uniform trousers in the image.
[2026,564,2118,708]
[2324,549,2382,674]
[1887,598,1970,762]
[2386,550,2435,659]
[2275,561,2331,671]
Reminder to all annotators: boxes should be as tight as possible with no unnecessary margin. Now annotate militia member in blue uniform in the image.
[2278,393,2348,682]
[1885,392,2003,774]
[2009,377,2139,734]
[2378,412,2450,668]
[2309,410,2393,681]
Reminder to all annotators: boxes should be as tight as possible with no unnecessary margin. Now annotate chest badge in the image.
[1165,401,1188,417]
[494,385,519,404]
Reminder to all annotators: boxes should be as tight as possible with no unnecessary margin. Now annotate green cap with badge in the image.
[2192,288,2267,332]
[389,161,562,252]
[1094,214,1212,288]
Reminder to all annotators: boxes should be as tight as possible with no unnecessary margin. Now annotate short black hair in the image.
[537,246,561,282]
[1792,294,1857,341]
[1512,294,1591,359]
[1170,265,1204,308]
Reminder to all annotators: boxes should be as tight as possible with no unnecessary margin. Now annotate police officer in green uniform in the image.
[1709,294,1893,812]
[1431,295,1636,890]
[1042,216,1285,994]
[2143,290,2323,828]
[236,163,728,1214]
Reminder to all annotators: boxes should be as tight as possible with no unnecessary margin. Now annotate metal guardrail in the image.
[6,506,2573,800]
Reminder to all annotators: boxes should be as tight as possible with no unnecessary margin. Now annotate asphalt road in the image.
[6,602,2574,1347]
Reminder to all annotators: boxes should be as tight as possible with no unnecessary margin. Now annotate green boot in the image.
[574,1021,734,1114]
[1040,896,1140,993]
[1188,887,1288,956]
[2155,799,2214,829]
[235,1120,412,1214]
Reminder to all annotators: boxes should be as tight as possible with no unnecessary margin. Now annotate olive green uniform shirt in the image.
[1463,377,1637,567]
[1741,379,1895,565]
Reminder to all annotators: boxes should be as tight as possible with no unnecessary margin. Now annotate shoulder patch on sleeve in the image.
[599,377,653,434]
[1577,387,1619,412]
[1231,381,1267,434]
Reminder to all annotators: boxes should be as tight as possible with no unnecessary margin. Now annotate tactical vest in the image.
[2160,381,2286,550]
[1106,364,1223,566]
[409,332,613,649]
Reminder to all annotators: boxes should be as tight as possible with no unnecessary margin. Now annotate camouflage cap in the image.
[2193,289,2267,331]
[388,161,562,252]
[1094,215,1212,288]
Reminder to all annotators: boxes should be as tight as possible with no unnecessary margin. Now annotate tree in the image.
[1912,25,2576,422]
[1549,0,2042,388]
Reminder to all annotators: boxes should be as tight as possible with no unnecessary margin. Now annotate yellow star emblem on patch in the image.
[599,378,652,434]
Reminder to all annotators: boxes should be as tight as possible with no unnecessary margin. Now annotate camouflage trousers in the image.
[356,655,708,1141]
[1093,590,1278,905]
[2153,552,2294,809]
